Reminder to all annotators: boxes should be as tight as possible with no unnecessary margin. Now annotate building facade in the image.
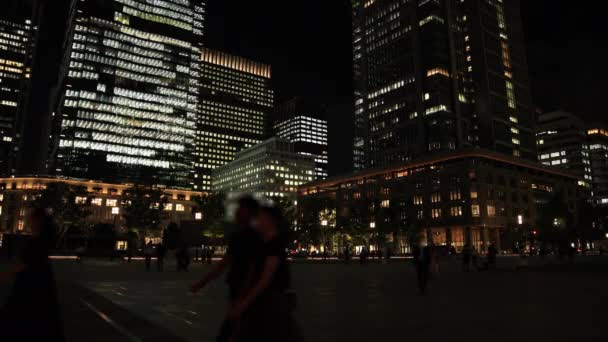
[48,0,206,189]
[351,0,534,170]
[537,111,592,187]
[0,1,37,175]
[196,48,273,191]
[587,127,608,206]
[213,138,315,199]
[299,149,580,253]
[273,98,328,180]
[0,177,203,240]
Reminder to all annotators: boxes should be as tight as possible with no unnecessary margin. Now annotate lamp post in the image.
[321,219,328,253]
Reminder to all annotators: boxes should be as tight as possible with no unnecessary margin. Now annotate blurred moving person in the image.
[190,195,262,341]
[412,245,432,295]
[0,208,65,340]
[227,206,301,342]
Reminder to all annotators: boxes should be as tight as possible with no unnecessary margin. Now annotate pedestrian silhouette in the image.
[144,242,153,271]
[0,208,65,340]
[412,245,431,295]
[227,205,301,341]
[190,195,263,341]
[156,243,166,271]
[462,243,472,272]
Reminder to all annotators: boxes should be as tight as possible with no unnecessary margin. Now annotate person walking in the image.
[487,243,498,270]
[156,243,166,272]
[412,245,431,295]
[0,208,65,340]
[226,205,300,341]
[462,243,472,272]
[190,196,263,341]
[144,242,154,271]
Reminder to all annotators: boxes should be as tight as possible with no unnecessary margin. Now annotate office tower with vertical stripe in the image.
[352,0,534,170]
[197,48,273,191]
[49,0,206,189]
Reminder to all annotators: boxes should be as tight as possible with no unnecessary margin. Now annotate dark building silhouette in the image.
[352,0,534,170]
[586,126,608,207]
[0,0,37,175]
[47,0,206,189]
[536,111,592,187]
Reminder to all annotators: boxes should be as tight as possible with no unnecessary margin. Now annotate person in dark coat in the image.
[0,208,65,340]
[227,206,300,342]
[462,243,472,272]
[412,245,432,295]
[156,243,166,271]
[190,195,264,342]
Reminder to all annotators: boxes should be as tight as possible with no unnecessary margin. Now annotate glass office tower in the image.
[196,48,273,191]
[49,0,206,189]
[0,1,36,175]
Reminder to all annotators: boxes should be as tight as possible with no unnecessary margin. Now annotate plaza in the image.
[2,256,606,342]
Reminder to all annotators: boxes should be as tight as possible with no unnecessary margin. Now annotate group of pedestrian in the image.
[462,243,498,271]
[143,242,167,272]
[191,195,300,341]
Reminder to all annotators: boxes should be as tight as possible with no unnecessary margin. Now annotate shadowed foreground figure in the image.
[227,205,301,342]
[190,196,263,341]
[0,208,65,340]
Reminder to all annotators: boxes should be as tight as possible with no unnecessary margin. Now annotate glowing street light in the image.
[517,215,523,225]
[321,219,328,227]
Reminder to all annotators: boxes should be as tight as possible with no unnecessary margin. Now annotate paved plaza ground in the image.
[2,256,608,341]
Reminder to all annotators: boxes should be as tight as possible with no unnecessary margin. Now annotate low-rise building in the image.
[298,150,581,253]
[212,138,315,199]
[0,177,204,239]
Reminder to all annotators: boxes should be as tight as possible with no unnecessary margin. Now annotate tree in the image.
[33,182,93,247]
[192,193,226,240]
[536,192,573,248]
[121,185,167,245]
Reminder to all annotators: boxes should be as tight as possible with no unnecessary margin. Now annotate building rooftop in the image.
[300,148,580,191]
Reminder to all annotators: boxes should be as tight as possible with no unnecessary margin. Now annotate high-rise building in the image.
[272,98,328,180]
[537,111,592,187]
[351,0,534,170]
[196,48,272,191]
[212,138,315,200]
[48,0,206,189]
[587,127,608,206]
[0,1,36,175]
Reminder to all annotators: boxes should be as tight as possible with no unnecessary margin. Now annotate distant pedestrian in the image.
[206,247,213,264]
[0,208,65,340]
[156,243,166,272]
[462,243,472,272]
[176,246,190,271]
[75,246,85,263]
[487,244,498,270]
[144,242,154,271]
[473,248,480,270]
[412,245,431,295]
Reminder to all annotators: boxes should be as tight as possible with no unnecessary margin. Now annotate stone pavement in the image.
[3,256,608,341]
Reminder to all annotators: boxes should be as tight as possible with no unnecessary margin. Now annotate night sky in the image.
[206,1,606,175]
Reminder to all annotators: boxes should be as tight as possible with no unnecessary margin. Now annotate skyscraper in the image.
[0,0,36,175]
[587,127,608,206]
[536,111,592,187]
[196,48,272,191]
[351,0,534,170]
[272,98,329,180]
[48,0,206,189]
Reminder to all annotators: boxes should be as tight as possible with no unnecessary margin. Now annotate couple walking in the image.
[191,196,300,342]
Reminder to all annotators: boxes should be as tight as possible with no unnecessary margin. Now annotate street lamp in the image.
[195,212,203,220]
[517,215,523,225]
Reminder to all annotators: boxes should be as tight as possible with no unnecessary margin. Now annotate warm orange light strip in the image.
[299,150,579,191]
[201,48,271,78]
